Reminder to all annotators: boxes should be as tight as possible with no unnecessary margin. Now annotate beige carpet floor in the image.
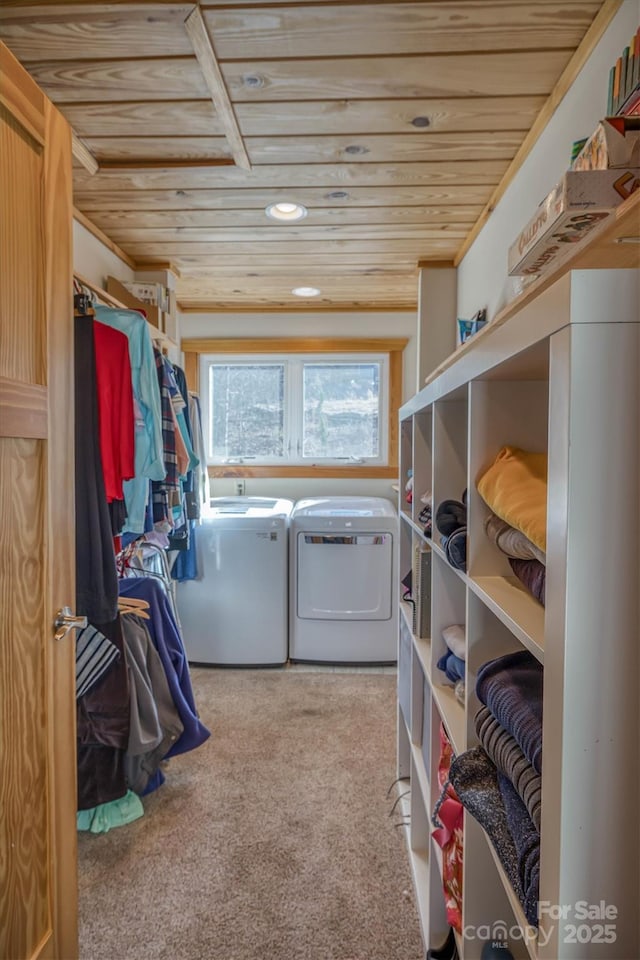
[78,668,423,960]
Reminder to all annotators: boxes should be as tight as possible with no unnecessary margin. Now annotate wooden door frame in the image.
[1,41,77,960]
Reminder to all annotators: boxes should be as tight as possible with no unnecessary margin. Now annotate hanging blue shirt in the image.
[95,306,165,533]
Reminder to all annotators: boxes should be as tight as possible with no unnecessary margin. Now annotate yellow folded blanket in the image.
[476,446,547,552]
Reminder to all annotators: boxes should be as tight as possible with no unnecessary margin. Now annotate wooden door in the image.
[0,42,77,960]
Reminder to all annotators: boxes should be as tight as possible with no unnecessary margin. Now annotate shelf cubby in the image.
[397,700,411,782]
[398,267,639,959]
[430,552,466,755]
[398,611,413,736]
[409,753,432,945]
[399,416,413,520]
[463,814,536,960]
[411,407,433,526]
[465,592,534,748]
[411,648,425,747]
[467,375,548,657]
[432,389,468,525]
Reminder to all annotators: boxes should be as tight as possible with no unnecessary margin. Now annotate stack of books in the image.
[607,26,640,116]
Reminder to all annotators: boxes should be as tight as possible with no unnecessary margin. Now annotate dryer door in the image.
[296,531,392,620]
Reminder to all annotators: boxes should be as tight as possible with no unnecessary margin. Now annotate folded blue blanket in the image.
[476,651,543,774]
[475,706,541,831]
[498,772,540,927]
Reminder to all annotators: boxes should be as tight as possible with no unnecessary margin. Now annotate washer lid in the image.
[292,496,396,518]
[204,496,294,518]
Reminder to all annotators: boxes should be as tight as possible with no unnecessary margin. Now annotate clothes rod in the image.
[73,271,176,351]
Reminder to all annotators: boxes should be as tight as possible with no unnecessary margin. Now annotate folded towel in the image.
[498,773,540,927]
[477,447,547,552]
[476,651,543,774]
[442,624,466,661]
[475,706,541,831]
[484,513,546,565]
[509,557,546,606]
[448,748,528,920]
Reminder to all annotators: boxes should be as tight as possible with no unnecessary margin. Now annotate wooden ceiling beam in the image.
[71,131,99,175]
[179,303,417,314]
[184,5,251,171]
[98,157,235,171]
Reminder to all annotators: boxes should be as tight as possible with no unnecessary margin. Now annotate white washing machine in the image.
[289,497,398,664]
[177,497,293,666]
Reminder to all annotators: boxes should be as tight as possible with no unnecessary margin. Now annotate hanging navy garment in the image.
[118,577,210,758]
[74,312,119,623]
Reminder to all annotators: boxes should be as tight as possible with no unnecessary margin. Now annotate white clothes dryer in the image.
[177,497,293,666]
[289,497,398,664]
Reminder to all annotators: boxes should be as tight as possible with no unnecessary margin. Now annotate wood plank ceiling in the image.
[0,1,614,311]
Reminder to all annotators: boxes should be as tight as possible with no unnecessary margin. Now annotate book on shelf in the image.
[412,544,431,640]
[608,27,640,116]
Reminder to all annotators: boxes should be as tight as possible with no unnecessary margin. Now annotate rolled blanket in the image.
[484,513,546,565]
[442,624,465,660]
[498,772,540,927]
[442,527,467,571]
[509,557,546,606]
[448,747,528,921]
[475,706,541,831]
[476,650,543,774]
[435,498,466,537]
[476,446,547,552]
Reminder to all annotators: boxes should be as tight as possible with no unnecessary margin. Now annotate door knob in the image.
[54,606,88,641]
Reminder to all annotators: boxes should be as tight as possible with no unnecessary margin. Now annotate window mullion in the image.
[288,357,302,463]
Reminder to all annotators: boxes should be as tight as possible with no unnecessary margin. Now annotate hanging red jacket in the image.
[93,320,135,503]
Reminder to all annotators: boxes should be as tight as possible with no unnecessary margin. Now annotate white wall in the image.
[73,218,134,287]
[457,3,638,321]
[182,309,417,503]
[182,310,418,400]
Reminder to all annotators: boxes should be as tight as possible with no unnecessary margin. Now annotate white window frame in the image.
[201,351,389,468]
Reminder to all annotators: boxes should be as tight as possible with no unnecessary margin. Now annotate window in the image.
[203,353,388,466]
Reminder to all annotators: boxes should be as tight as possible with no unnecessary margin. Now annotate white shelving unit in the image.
[397,265,639,960]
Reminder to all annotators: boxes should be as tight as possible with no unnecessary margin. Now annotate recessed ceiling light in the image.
[265,202,308,222]
[292,286,321,297]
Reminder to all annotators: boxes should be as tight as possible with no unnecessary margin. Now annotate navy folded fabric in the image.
[476,650,543,774]
[448,748,527,916]
[475,706,541,831]
[498,772,540,927]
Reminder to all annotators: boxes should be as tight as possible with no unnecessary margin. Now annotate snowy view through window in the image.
[208,359,382,463]
[303,363,379,458]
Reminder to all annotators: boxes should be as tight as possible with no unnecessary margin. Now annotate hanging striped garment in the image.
[76,623,120,699]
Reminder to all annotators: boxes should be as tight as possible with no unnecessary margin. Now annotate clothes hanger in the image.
[73,278,96,318]
[117,597,150,620]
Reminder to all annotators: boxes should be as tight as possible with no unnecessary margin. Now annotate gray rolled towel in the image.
[484,513,546,565]
[475,706,541,831]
